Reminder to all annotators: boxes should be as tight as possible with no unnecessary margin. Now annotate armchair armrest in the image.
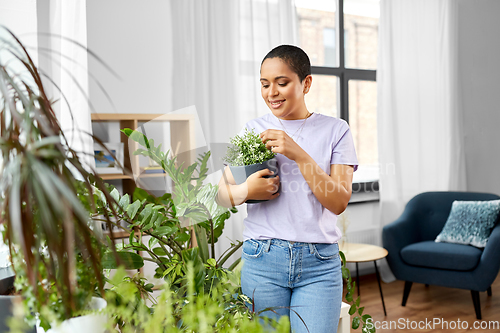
[474,224,500,289]
[382,209,421,252]
[382,208,421,280]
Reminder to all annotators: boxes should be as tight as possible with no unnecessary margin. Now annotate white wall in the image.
[0,0,38,70]
[458,0,500,195]
[86,0,172,114]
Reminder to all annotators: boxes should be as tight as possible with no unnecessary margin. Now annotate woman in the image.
[217,44,358,333]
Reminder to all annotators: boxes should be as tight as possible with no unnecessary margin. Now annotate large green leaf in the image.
[126,200,141,220]
[152,247,168,256]
[175,232,190,243]
[102,251,144,270]
[118,194,130,209]
[153,214,165,228]
[110,188,120,203]
[196,184,226,220]
[153,226,178,237]
[138,203,154,221]
[194,225,209,263]
[181,248,205,293]
[133,187,155,203]
[352,316,361,330]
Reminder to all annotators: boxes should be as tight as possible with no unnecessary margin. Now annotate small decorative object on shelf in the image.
[94,142,124,174]
[222,128,279,203]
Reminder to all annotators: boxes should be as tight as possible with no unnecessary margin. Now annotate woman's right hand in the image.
[245,169,280,201]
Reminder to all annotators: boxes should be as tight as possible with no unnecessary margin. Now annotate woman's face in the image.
[260,57,311,120]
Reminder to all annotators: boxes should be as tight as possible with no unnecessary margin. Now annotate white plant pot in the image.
[36,297,107,333]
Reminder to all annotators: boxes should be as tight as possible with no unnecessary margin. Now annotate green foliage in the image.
[10,243,106,331]
[103,265,291,333]
[97,129,242,297]
[102,251,144,270]
[222,128,276,166]
[0,26,121,329]
[340,251,376,333]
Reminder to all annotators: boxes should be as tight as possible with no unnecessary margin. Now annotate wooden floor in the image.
[344,273,500,332]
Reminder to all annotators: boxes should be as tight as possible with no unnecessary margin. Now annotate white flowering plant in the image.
[223,129,276,166]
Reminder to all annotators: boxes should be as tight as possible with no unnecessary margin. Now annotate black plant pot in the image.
[229,157,279,203]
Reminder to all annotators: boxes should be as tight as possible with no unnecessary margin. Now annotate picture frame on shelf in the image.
[94,142,124,174]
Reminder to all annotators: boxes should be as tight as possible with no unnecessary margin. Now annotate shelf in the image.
[91,113,195,122]
[139,173,167,178]
[98,173,166,180]
[91,113,195,189]
[99,173,133,180]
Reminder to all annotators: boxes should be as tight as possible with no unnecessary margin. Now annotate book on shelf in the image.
[142,166,166,174]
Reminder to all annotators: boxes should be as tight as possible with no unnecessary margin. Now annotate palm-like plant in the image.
[0,27,119,327]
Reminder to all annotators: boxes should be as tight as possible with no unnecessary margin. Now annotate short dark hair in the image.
[261,45,311,82]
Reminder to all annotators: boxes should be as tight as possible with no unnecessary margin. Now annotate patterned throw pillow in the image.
[435,200,500,248]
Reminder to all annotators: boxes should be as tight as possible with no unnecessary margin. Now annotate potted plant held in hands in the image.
[223,129,279,203]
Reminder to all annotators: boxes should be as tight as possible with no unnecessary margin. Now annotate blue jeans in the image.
[241,239,342,333]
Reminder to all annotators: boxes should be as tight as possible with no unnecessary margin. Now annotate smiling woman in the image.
[259,49,312,120]
[217,44,358,333]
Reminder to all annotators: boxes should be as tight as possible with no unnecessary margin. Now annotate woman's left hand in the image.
[260,129,306,161]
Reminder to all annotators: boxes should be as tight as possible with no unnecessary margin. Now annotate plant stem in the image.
[210,217,215,260]
[217,241,243,267]
[144,231,182,258]
[199,205,216,260]
[125,242,167,271]
[158,241,172,260]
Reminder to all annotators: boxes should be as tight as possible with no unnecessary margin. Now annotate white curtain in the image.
[37,0,94,169]
[377,0,466,257]
[170,0,297,264]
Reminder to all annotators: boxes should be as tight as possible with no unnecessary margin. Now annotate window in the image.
[296,0,380,186]
[323,28,336,67]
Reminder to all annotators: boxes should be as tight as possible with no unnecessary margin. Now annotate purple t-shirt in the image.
[238,113,358,244]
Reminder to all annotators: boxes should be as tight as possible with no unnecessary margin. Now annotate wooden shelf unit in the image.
[93,113,197,279]
[92,113,198,278]
[91,113,195,195]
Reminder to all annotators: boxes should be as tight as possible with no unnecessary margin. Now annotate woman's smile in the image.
[260,57,311,120]
[269,99,286,108]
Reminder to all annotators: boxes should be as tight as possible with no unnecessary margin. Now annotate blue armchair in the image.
[382,191,500,320]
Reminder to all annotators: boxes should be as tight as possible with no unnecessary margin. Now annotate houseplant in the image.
[102,265,292,333]
[113,129,243,288]
[95,129,293,331]
[0,27,126,332]
[222,128,279,203]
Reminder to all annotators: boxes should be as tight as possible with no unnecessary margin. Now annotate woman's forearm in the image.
[217,178,248,208]
[295,153,352,215]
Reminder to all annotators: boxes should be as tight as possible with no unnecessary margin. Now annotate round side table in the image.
[339,242,389,316]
